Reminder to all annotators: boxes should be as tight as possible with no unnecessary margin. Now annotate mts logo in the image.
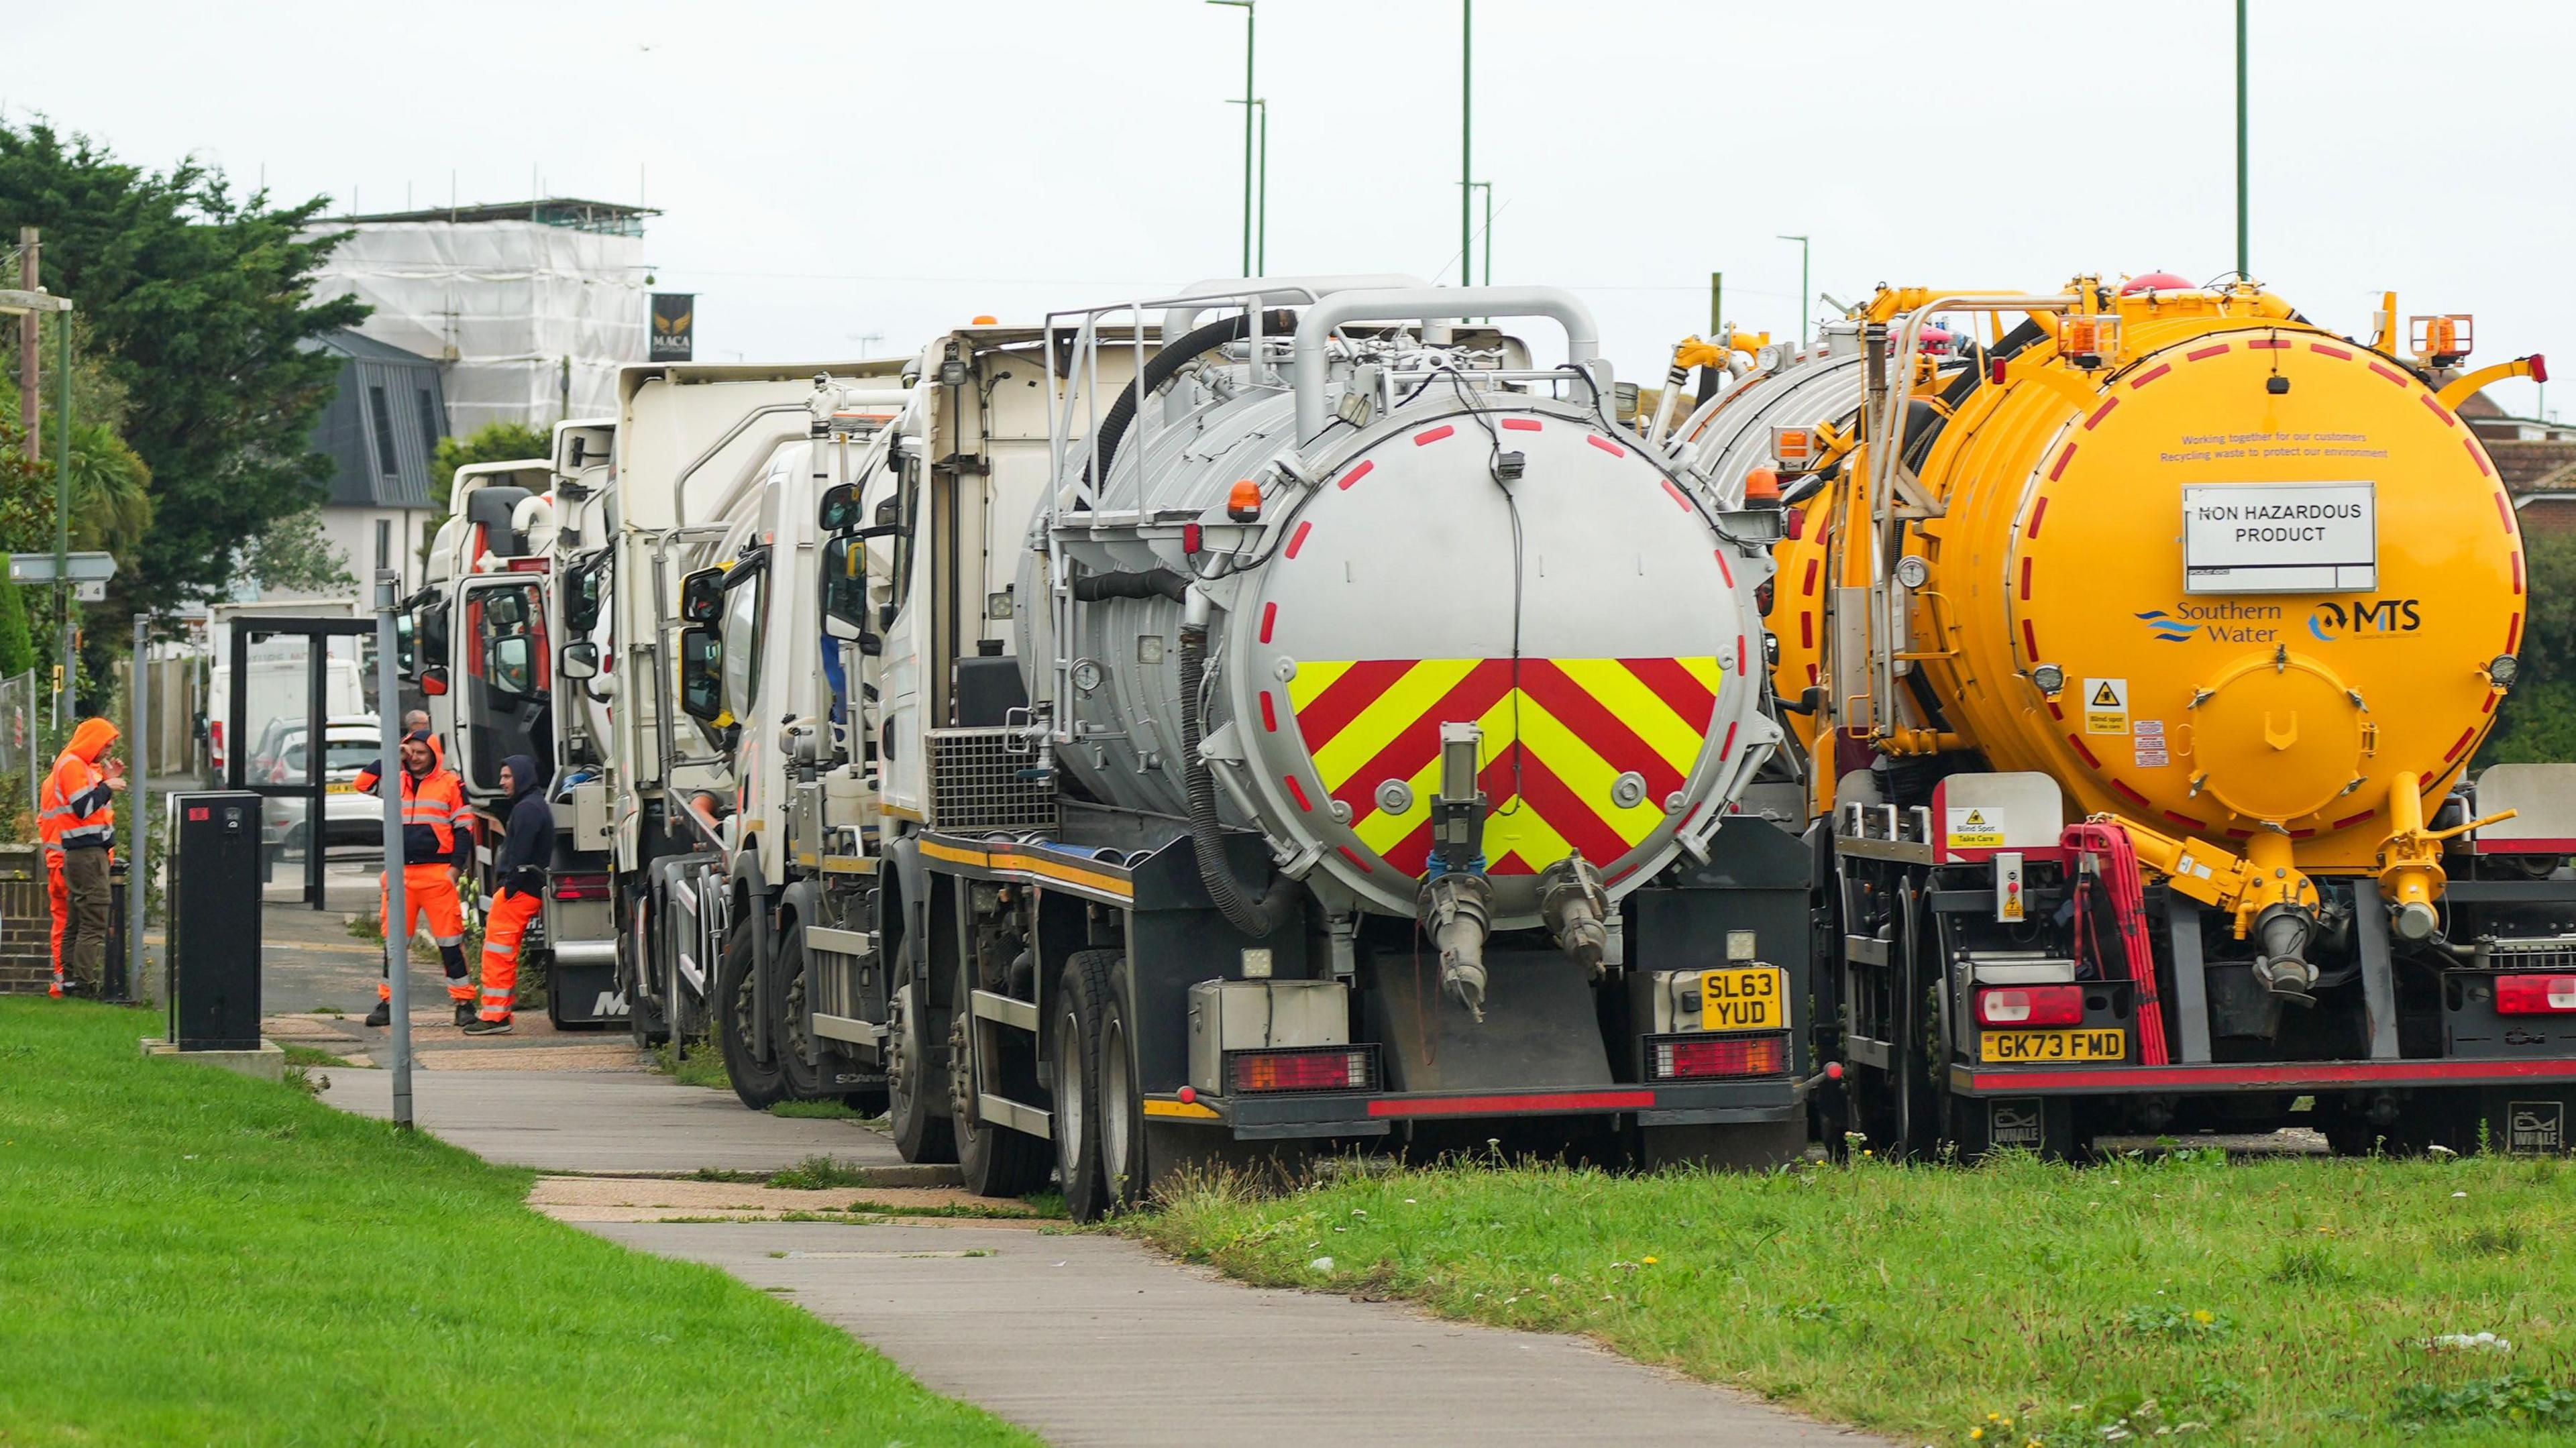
[2309,598,2420,639]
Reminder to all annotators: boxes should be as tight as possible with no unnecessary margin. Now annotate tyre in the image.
[773,926,828,1100]
[1051,950,1116,1221]
[625,893,670,1049]
[948,979,1053,1200]
[717,914,788,1111]
[885,964,955,1164]
[1093,960,1152,1214]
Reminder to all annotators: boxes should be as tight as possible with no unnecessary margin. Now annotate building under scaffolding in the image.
[303,198,659,436]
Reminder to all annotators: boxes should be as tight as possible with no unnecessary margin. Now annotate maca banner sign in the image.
[649,293,696,361]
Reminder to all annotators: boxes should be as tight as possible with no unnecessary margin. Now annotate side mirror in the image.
[678,626,725,722]
[485,590,527,630]
[680,567,725,624]
[486,636,535,699]
[420,665,450,698]
[417,598,451,667]
[394,612,418,680]
[819,482,864,533]
[561,641,600,680]
[566,562,606,632]
[820,536,871,642]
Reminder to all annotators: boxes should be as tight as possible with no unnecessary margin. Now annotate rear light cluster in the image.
[1227,1046,1379,1095]
[551,872,612,901]
[1977,985,2084,1027]
[1646,1032,1788,1082]
[2496,974,2576,1015]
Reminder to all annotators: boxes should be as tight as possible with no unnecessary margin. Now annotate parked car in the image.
[260,717,386,854]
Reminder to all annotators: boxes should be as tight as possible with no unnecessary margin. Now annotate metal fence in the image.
[0,669,39,821]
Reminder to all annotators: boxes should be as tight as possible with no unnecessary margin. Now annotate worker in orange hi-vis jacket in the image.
[44,718,123,997]
[360,729,477,1027]
[467,753,554,1036]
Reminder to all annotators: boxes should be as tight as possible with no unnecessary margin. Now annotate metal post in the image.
[1711,272,1723,336]
[2235,0,2249,277]
[15,228,35,465]
[1208,0,1255,278]
[1472,181,1493,290]
[1255,99,1269,276]
[1460,0,1473,287]
[54,315,70,726]
[127,613,148,1005]
[374,571,413,1129]
[1777,235,1810,354]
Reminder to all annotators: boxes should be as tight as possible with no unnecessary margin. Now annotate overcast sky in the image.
[6,0,2566,414]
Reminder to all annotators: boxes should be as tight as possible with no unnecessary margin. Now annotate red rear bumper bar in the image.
[1955,1057,2576,1096]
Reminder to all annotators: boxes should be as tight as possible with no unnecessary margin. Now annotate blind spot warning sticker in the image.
[2084,677,2130,735]
[1947,805,2004,849]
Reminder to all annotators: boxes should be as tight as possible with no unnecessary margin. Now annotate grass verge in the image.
[278,1042,353,1069]
[653,1038,731,1091]
[0,999,1036,1447]
[1134,1147,2576,1446]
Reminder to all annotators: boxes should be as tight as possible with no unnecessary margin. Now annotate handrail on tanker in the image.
[1292,286,1603,444]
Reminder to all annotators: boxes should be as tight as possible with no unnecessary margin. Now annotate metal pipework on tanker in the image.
[1663,274,2576,1157]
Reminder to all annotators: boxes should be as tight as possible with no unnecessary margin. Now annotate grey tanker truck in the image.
[623,280,1819,1219]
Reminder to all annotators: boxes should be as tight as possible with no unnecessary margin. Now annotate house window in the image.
[415,387,444,457]
[369,386,400,476]
[375,519,393,575]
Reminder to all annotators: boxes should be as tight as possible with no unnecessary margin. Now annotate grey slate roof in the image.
[301,331,445,509]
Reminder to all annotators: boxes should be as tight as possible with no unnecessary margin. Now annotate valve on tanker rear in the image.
[1537,853,1611,981]
[2252,901,2320,1005]
[1418,721,1494,1023]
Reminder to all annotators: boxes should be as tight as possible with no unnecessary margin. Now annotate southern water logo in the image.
[2136,610,2198,643]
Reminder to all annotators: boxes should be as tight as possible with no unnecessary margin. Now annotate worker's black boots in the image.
[455,1001,475,1027]
[462,1016,513,1037]
[364,1000,391,1027]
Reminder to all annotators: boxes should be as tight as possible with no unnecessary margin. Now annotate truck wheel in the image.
[1051,950,1116,1221]
[773,928,828,1101]
[718,916,789,1111]
[884,968,955,1164]
[625,894,670,1049]
[1093,964,1151,1213]
[948,989,1051,1200]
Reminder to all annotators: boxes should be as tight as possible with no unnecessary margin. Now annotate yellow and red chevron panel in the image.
[1278,656,1729,879]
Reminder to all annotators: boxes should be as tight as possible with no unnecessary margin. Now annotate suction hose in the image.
[1085,309,1300,492]
[1177,606,1300,938]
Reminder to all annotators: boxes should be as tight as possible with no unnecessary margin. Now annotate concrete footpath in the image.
[311,1023,1890,1447]
[593,1219,1887,1448]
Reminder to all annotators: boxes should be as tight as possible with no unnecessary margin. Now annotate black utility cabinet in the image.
[166,791,264,1050]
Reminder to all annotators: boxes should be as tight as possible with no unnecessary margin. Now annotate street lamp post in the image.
[1460,0,1473,287]
[1208,0,1255,278]
[1230,96,1269,275]
[1778,234,1811,355]
[2235,0,2249,277]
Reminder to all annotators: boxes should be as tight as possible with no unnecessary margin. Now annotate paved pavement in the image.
[590,1219,1890,1448]
[321,1065,931,1176]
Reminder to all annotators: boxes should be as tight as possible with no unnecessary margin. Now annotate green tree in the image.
[2477,530,2576,767]
[0,118,362,616]
[0,581,30,678]
[420,421,551,565]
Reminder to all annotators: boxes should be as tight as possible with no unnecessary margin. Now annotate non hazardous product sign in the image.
[2182,482,2377,594]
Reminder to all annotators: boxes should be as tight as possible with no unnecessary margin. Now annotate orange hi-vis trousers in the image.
[380,863,473,1003]
[45,849,65,994]
[479,887,543,1023]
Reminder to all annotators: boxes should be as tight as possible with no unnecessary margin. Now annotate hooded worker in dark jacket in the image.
[467,753,555,1034]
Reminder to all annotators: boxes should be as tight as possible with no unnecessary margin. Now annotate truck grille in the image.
[926,727,1057,832]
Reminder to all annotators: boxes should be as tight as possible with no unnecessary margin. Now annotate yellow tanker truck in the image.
[1662,274,2571,1155]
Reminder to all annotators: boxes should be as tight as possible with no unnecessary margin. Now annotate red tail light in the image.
[2496,974,2576,1015]
[1978,985,2084,1027]
[1228,1046,1377,1095]
[1649,1032,1788,1080]
[551,873,612,901]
